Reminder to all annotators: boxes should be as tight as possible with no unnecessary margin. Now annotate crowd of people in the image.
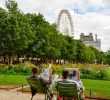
[29,65,85,100]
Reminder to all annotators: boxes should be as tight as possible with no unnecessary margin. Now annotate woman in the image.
[72,70,85,100]
[56,69,81,100]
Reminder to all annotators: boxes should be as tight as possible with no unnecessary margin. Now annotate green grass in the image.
[82,79,110,98]
[0,74,28,86]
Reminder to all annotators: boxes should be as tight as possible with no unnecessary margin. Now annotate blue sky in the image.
[0,0,110,51]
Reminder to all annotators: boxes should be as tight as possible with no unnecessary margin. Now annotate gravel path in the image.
[0,90,49,100]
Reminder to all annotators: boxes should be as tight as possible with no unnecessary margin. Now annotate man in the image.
[30,67,53,99]
[31,67,52,85]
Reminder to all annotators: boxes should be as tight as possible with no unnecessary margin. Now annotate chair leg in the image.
[31,96,33,100]
[45,94,46,100]
[45,94,48,100]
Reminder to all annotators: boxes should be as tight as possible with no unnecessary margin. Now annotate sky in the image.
[0,0,110,51]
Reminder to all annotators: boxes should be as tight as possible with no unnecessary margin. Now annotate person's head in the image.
[73,70,80,80]
[32,67,39,75]
[76,70,80,78]
[62,69,69,79]
[72,70,77,77]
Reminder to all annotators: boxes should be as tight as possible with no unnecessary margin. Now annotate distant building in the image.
[80,33,101,51]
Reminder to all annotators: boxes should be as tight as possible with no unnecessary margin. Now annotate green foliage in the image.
[6,0,19,14]
[0,61,35,75]
[76,41,86,62]
[104,50,110,65]
[40,64,110,81]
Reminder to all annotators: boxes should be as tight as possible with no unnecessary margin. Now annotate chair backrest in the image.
[27,77,47,94]
[56,80,79,98]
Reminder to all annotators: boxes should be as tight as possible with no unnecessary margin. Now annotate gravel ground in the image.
[0,90,52,100]
[0,90,89,100]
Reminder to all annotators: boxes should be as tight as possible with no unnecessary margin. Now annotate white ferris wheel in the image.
[57,9,74,38]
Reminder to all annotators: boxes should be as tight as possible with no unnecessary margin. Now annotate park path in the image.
[9,85,29,91]
[0,89,90,100]
[0,89,47,100]
[0,85,58,100]
[0,86,90,100]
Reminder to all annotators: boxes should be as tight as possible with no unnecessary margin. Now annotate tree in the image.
[83,46,96,63]
[63,36,77,61]
[6,0,19,14]
[104,50,110,65]
[0,0,35,64]
[0,8,8,56]
[90,46,104,64]
[76,40,86,63]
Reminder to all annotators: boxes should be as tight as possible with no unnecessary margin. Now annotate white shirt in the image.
[72,76,84,90]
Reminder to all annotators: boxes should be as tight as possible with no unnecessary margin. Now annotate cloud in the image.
[88,0,104,7]
[0,0,6,9]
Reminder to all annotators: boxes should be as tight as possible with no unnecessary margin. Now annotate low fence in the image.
[85,89,110,100]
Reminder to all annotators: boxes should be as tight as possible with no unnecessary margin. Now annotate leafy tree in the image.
[76,40,86,63]
[0,0,35,64]
[26,13,51,59]
[104,50,110,65]
[0,8,8,56]
[90,46,104,64]
[6,0,19,14]
[64,36,77,61]
[83,46,96,63]
[47,24,62,60]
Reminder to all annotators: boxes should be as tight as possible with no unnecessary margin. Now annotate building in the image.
[80,33,101,51]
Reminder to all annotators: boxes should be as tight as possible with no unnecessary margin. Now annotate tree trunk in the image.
[17,54,20,64]
[9,55,13,65]
[3,55,6,64]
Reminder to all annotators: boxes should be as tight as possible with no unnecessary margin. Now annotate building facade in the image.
[80,33,101,51]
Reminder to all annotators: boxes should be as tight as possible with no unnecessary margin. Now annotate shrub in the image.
[40,63,110,80]
[0,61,35,75]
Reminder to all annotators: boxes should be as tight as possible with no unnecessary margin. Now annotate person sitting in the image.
[57,69,80,90]
[56,69,81,100]
[30,67,53,99]
[71,70,85,100]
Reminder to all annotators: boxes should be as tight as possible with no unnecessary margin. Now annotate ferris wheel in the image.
[57,9,74,37]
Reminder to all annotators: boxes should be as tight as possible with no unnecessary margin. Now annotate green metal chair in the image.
[27,77,52,100]
[56,80,80,100]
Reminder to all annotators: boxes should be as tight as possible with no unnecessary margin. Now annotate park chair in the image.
[27,77,52,100]
[56,80,80,100]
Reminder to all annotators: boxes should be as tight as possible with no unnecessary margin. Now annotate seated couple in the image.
[57,69,85,100]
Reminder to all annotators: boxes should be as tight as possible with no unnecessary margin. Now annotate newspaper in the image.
[40,64,52,81]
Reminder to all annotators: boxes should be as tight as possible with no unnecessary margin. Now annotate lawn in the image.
[0,74,28,86]
[82,79,110,98]
[0,74,110,98]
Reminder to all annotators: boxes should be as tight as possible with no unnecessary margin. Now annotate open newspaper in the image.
[40,64,52,81]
